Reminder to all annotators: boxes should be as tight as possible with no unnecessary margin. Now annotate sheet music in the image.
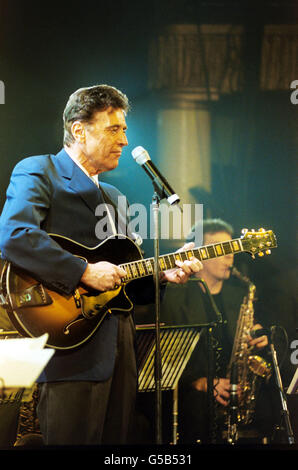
[0,334,54,388]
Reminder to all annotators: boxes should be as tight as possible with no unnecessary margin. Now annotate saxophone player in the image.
[160,218,275,443]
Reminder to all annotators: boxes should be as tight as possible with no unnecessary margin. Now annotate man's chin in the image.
[223,269,232,279]
[104,160,120,172]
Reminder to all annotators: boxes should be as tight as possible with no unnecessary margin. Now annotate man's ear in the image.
[71,121,86,144]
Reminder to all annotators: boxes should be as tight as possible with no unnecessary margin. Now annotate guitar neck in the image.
[120,237,244,282]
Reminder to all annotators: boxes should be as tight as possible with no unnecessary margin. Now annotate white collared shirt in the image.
[68,154,117,235]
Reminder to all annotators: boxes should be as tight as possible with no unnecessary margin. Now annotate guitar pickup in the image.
[10,284,53,309]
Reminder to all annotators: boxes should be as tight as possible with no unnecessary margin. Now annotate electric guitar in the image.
[0,228,277,349]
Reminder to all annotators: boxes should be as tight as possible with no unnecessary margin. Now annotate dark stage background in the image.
[0,0,297,387]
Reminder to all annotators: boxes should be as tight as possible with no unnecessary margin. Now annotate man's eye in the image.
[108,126,126,135]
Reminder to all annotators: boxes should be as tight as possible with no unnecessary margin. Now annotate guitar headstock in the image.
[240,228,277,258]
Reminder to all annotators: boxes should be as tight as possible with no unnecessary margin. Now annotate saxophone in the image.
[226,267,271,444]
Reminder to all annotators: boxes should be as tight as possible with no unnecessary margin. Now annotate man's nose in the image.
[119,131,128,147]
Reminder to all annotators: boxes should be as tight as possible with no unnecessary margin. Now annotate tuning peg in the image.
[251,229,255,232]
[265,250,271,255]
[259,228,265,232]
[241,228,248,234]
[258,252,264,257]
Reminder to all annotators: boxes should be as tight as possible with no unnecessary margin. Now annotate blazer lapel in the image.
[54,148,105,213]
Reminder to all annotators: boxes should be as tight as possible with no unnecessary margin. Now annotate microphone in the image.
[131,146,180,205]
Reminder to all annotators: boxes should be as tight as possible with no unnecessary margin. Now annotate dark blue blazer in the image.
[0,149,155,381]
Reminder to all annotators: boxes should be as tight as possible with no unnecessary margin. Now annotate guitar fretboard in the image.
[120,238,244,282]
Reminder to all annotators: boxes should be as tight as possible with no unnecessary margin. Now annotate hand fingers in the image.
[172,268,188,284]
[112,266,127,286]
[116,266,127,278]
[177,242,195,252]
[219,378,230,388]
[214,379,231,406]
[175,260,191,275]
[170,258,202,285]
[84,262,127,291]
[216,386,230,400]
[249,324,268,346]
[214,389,230,406]
[175,258,203,274]
[250,335,268,348]
[100,265,126,289]
[247,325,268,348]
[216,395,229,406]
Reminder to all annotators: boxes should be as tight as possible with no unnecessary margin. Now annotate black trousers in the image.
[37,314,137,445]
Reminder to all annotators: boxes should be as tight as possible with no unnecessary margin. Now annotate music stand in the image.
[286,368,298,442]
[0,332,54,447]
[269,337,295,444]
[136,324,202,444]
[287,368,298,395]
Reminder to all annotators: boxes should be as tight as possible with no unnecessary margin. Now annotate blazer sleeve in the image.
[0,158,87,295]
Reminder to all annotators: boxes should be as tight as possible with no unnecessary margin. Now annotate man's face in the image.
[80,107,128,174]
[200,231,234,282]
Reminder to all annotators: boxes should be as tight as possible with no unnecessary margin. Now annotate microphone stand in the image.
[205,323,216,443]
[269,327,295,445]
[149,174,181,444]
[197,279,223,444]
[151,188,163,445]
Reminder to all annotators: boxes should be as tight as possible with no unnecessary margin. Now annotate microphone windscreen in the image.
[131,146,150,165]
